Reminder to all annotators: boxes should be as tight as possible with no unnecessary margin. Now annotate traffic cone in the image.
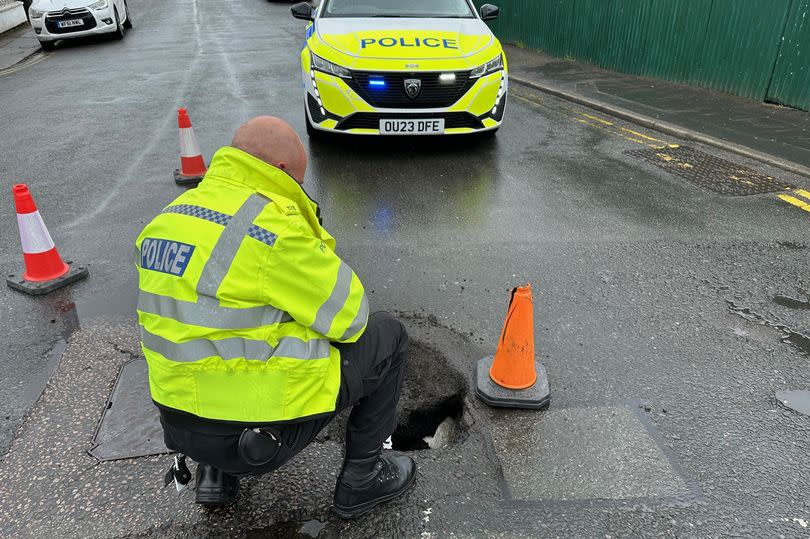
[173,107,207,186]
[475,284,551,409]
[6,184,88,295]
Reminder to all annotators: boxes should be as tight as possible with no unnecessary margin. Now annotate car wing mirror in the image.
[291,2,315,21]
[480,4,500,21]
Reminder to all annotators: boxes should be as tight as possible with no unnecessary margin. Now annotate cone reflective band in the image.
[174,107,207,186]
[7,184,88,295]
[475,284,551,409]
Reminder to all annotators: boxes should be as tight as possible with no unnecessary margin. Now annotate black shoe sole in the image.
[332,472,417,520]
[195,487,238,506]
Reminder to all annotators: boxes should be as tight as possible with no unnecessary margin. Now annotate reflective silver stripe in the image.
[339,293,369,341]
[141,328,329,362]
[312,261,353,336]
[196,194,269,297]
[141,328,273,362]
[274,337,331,360]
[137,291,292,330]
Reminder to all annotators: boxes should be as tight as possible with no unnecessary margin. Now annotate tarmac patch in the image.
[489,404,696,504]
[625,145,794,196]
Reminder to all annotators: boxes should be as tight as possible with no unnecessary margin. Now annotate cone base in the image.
[475,356,550,410]
[7,263,88,296]
[174,169,204,186]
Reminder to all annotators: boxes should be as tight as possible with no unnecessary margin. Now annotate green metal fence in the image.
[480,0,810,111]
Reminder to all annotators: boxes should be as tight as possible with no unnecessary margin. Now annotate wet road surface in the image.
[0,0,808,537]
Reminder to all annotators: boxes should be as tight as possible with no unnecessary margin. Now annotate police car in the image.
[292,0,507,136]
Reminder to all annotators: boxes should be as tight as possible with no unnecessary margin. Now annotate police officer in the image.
[135,116,415,518]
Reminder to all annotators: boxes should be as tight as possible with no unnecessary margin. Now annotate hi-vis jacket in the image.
[135,147,368,424]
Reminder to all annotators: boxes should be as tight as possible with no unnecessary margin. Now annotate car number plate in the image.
[379,119,445,135]
[57,19,84,28]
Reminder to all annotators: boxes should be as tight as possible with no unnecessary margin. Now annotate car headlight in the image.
[88,0,109,10]
[29,8,44,18]
[470,54,504,78]
[310,52,352,79]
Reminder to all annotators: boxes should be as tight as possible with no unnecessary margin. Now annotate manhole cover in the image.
[625,145,794,196]
[89,359,169,461]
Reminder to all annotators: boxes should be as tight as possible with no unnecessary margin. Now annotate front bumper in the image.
[30,6,117,41]
[304,68,508,135]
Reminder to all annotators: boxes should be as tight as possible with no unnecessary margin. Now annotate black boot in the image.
[333,449,416,519]
[195,463,239,506]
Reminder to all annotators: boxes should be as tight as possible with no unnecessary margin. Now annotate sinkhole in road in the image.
[390,339,469,451]
[323,338,469,451]
[391,393,465,451]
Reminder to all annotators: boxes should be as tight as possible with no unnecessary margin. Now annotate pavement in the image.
[0,22,40,71]
[0,1,809,537]
[505,44,810,174]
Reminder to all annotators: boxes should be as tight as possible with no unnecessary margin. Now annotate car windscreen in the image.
[322,0,476,18]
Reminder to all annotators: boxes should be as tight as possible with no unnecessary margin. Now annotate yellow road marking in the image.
[0,51,48,77]
[516,85,808,217]
[778,194,810,213]
[580,113,614,126]
[620,127,663,142]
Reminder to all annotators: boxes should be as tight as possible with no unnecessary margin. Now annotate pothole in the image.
[321,339,470,451]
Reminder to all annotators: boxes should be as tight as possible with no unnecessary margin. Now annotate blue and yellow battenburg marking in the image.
[140,238,195,276]
[360,37,459,49]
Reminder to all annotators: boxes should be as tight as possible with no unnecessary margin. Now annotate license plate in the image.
[57,19,84,28]
[379,119,445,135]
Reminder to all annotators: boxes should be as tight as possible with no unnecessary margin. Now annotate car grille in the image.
[45,8,96,34]
[346,71,477,109]
[336,112,484,131]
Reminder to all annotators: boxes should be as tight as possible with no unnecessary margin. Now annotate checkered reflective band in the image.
[247,224,278,247]
[162,204,232,226]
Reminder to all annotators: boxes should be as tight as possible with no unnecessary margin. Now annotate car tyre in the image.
[113,8,125,40]
[39,40,55,51]
[123,1,132,29]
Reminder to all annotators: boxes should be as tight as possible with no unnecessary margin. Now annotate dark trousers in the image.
[160,312,409,475]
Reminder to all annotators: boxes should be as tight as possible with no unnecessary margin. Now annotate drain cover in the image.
[625,145,794,196]
[89,359,169,461]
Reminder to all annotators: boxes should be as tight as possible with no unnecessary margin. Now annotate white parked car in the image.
[28,0,132,50]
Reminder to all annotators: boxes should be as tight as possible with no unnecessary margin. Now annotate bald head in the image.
[231,116,308,184]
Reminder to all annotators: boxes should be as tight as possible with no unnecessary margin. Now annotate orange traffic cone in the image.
[173,107,207,186]
[475,284,551,409]
[6,184,88,295]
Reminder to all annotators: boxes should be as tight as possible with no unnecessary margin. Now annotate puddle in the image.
[246,519,327,538]
[782,331,810,357]
[728,301,810,357]
[777,241,808,250]
[776,390,810,417]
[772,294,810,310]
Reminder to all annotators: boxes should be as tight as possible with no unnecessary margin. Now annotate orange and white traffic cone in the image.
[173,107,207,186]
[475,284,551,409]
[6,184,88,295]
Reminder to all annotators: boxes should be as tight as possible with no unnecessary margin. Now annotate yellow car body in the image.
[296,2,508,136]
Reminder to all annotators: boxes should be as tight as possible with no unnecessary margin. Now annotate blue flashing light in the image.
[369,78,386,88]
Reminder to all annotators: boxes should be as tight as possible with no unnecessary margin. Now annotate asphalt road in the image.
[0,0,808,537]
